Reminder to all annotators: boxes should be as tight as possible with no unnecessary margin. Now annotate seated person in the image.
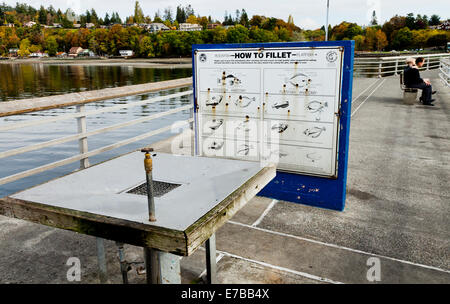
[405,57,416,68]
[403,57,436,106]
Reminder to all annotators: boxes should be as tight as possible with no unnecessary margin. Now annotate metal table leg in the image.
[205,233,217,284]
[116,242,129,284]
[144,248,181,284]
[96,237,108,283]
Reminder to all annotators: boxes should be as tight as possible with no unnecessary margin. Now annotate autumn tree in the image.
[186,15,198,24]
[375,29,387,51]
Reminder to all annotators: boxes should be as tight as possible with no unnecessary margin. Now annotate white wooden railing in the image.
[439,57,450,87]
[354,53,450,77]
[0,82,194,186]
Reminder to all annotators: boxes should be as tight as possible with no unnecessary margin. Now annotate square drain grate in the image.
[126,181,181,198]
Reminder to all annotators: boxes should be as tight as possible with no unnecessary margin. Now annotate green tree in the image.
[405,13,415,29]
[392,27,413,50]
[176,5,186,23]
[134,1,144,23]
[427,33,447,48]
[18,38,31,57]
[353,34,365,51]
[240,9,249,27]
[139,36,154,57]
[226,24,249,43]
[249,27,278,42]
[163,7,173,23]
[91,9,99,25]
[429,14,440,26]
[38,5,47,24]
[104,13,110,25]
[211,26,227,43]
[45,36,58,56]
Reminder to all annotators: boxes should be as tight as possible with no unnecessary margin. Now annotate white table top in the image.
[12,152,266,231]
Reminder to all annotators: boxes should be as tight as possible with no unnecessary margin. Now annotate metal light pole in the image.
[325,0,330,41]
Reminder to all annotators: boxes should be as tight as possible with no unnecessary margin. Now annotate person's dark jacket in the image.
[403,66,424,87]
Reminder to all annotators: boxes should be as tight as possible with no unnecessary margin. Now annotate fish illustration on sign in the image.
[303,126,326,138]
[235,96,256,108]
[219,73,242,86]
[272,100,289,109]
[206,119,224,130]
[205,95,223,106]
[236,120,251,132]
[305,100,328,113]
[285,73,311,88]
[271,123,288,133]
[306,152,322,162]
[262,149,288,160]
[236,144,253,156]
[209,141,224,150]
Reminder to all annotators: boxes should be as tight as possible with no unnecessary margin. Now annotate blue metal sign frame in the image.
[192,40,354,211]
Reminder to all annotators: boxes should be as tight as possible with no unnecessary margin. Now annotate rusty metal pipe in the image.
[141,147,156,222]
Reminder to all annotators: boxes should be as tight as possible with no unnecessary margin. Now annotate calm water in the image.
[0,64,193,197]
[0,63,191,101]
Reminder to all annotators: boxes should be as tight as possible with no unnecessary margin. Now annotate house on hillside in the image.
[85,23,95,29]
[79,49,96,57]
[179,23,202,31]
[6,23,15,27]
[29,52,48,58]
[56,52,67,58]
[24,21,36,27]
[147,23,170,33]
[8,48,19,57]
[429,20,449,30]
[207,23,221,29]
[73,24,81,29]
[53,23,62,28]
[68,47,83,57]
[119,50,134,58]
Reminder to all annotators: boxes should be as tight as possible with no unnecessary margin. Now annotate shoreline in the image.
[0,57,192,68]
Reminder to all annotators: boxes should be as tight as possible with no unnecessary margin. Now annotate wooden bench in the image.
[400,72,418,105]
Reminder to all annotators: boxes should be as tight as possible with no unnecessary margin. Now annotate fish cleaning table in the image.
[0,151,275,283]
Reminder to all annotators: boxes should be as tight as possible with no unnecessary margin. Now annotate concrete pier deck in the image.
[0,70,449,284]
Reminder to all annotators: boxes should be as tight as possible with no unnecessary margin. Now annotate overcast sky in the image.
[4,0,450,29]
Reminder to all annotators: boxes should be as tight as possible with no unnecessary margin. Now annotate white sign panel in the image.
[194,47,344,177]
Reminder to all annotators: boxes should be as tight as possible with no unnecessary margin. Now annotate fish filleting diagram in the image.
[195,47,343,177]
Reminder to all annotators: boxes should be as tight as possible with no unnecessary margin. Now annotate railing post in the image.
[426,57,429,70]
[395,58,398,75]
[76,104,90,169]
[378,62,382,78]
